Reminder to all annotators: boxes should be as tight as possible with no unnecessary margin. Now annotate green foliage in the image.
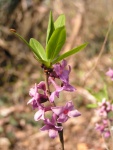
[29,38,47,61]
[52,43,88,64]
[46,26,66,61]
[87,84,108,108]
[46,11,55,45]
[54,14,65,29]
[92,85,108,102]
[87,103,98,108]
[10,12,87,68]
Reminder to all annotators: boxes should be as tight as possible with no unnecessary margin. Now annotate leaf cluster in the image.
[10,12,87,68]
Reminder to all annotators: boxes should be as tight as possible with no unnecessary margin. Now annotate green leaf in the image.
[46,26,66,61]
[29,38,47,61]
[46,11,55,45]
[91,87,108,102]
[103,84,108,100]
[86,103,98,108]
[52,43,88,64]
[54,14,65,29]
[10,29,41,60]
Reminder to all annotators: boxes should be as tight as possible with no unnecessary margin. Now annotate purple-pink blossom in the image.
[95,98,113,138]
[106,68,113,80]
[49,77,75,102]
[97,98,113,117]
[27,82,48,109]
[95,120,110,138]
[40,114,63,138]
[27,60,81,139]
[62,82,75,92]
[53,60,71,83]
[34,106,51,121]
[34,107,45,121]
[49,77,64,102]
[51,101,81,123]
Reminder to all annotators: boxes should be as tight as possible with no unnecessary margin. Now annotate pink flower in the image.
[49,77,64,102]
[97,98,113,117]
[106,68,113,80]
[95,120,110,138]
[34,106,51,121]
[27,83,39,107]
[104,131,110,138]
[27,82,48,108]
[34,107,45,121]
[49,77,75,102]
[62,82,75,92]
[51,101,81,123]
[53,60,71,83]
[37,81,46,95]
[40,114,63,138]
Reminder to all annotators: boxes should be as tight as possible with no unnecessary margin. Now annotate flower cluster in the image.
[95,98,113,138]
[28,60,81,138]
[95,69,113,138]
[95,119,110,138]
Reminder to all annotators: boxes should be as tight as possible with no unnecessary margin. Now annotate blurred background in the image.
[0,0,113,150]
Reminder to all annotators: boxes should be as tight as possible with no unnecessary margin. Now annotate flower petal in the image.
[34,109,45,121]
[104,131,110,138]
[51,106,63,115]
[68,109,81,118]
[49,91,56,102]
[27,97,34,105]
[61,60,67,68]
[57,114,68,123]
[49,129,58,138]
[106,68,113,80]
[40,125,50,131]
[63,83,75,92]
[38,81,46,91]
[60,70,69,83]
[54,125,63,131]
[49,88,63,102]
[64,101,74,110]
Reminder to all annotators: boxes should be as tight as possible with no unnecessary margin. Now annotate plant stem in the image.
[58,123,64,150]
[44,71,65,150]
[44,72,55,107]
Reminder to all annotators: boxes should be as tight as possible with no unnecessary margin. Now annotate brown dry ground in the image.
[0,0,113,150]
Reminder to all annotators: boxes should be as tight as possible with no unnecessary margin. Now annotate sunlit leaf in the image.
[86,103,98,108]
[29,38,47,61]
[46,26,66,61]
[52,43,88,64]
[46,11,55,45]
[54,14,65,29]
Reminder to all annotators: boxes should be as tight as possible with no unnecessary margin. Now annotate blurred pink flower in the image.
[106,68,113,80]
[95,120,110,138]
[97,98,113,117]
[27,82,48,108]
